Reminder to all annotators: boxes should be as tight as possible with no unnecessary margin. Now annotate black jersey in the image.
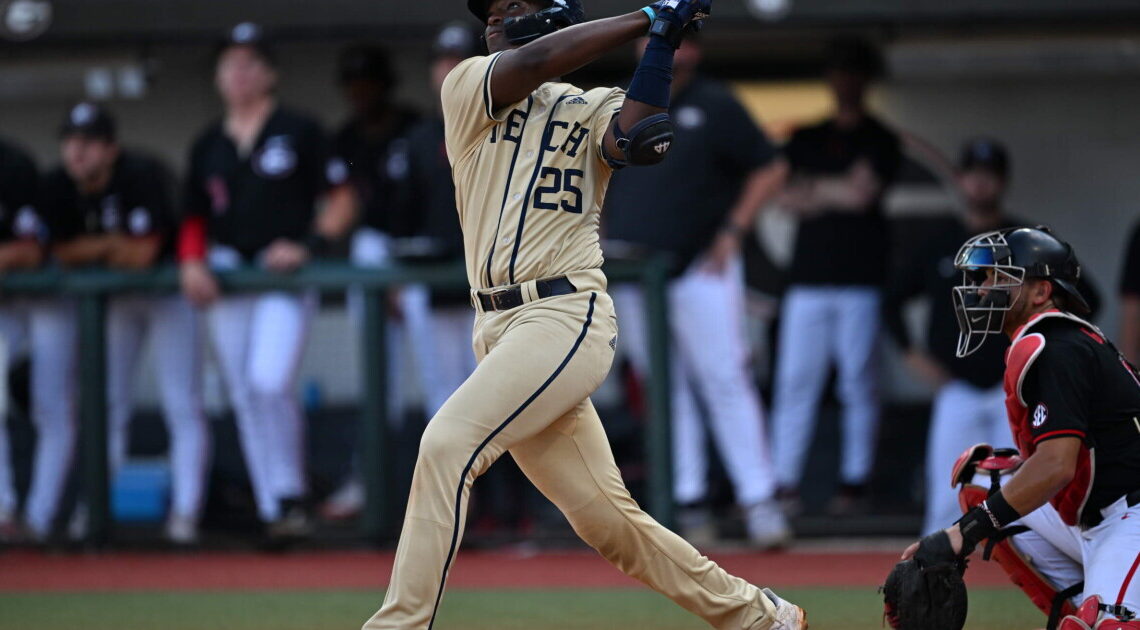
[0,139,43,243]
[184,107,341,261]
[331,108,419,237]
[40,152,173,252]
[604,77,776,276]
[1005,311,1140,526]
[394,115,468,306]
[782,115,901,287]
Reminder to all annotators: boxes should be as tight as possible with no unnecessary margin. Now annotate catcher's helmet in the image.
[952,226,1090,357]
[467,0,584,45]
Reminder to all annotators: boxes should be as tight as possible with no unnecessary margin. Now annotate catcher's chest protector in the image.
[1004,311,1096,526]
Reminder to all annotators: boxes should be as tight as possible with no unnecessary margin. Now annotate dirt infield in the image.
[0,548,1015,592]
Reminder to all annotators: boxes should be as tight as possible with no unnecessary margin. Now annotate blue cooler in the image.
[111,460,171,523]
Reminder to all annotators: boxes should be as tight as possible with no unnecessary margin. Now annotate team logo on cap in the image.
[231,22,261,44]
[1032,403,1049,428]
[70,102,97,126]
[254,136,297,179]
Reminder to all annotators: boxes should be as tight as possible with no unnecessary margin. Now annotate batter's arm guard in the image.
[604,113,674,169]
[953,449,1079,629]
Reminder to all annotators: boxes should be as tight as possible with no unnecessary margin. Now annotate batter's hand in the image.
[180,261,220,307]
[262,239,310,273]
[650,0,711,26]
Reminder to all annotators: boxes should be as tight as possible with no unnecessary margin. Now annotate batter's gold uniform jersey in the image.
[363,51,781,630]
[442,51,624,291]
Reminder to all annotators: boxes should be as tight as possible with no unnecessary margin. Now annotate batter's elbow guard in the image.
[605,113,674,169]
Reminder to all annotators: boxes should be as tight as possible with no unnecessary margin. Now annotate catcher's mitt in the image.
[882,531,969,630]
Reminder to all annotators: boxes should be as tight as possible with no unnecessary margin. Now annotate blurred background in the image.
[2,0,1140,552]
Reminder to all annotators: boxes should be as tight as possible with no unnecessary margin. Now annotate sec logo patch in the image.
[1032,403,1049,428]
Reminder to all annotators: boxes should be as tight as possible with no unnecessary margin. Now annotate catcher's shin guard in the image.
[1094,621,1140,629]
[953,446,1080,628]
[1061,595,1140,629]
[1058,597,1104,630]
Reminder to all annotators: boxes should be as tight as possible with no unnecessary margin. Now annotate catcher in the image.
[885,226,1140,630]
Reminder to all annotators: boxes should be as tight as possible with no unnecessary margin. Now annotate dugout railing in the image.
[0,257,673,547]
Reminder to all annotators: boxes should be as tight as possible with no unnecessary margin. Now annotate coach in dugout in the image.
[178,23,354,546]
[768,36,902,516]
[42,102,209,545]
[604,32,789,548]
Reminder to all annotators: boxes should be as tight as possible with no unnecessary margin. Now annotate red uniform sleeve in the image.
[178,215,206,262]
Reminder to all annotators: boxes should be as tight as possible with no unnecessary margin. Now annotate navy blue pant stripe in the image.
[427,292,597,629]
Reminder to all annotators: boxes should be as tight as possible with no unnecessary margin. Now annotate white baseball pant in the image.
[208,245,313,522]
[922,380,1009,535]
[0,319,12,521]
[16,300,78,538]
[349,227,475,419]
[106,295,209,521]
[977,471,1140,619]
[612,254,776,507]
[771,285,881,488]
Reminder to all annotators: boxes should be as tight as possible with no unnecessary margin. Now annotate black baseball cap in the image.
[216,22,277,66]
[433,22,481,59]
[338,45,395,86]
[59,102,116,142]
[958,137,1010,178]
[824,36,886,79]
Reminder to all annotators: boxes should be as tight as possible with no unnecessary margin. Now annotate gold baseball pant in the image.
[363,284,778,630]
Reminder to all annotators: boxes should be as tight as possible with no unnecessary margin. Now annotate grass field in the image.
[0,587,1044,630]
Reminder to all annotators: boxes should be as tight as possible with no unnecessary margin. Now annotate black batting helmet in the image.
[952,226,1090,357]
[467,0,584,45]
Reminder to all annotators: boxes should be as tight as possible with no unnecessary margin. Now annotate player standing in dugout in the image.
[41,103,210,545]
[361,1,807,629]
[178,23,355,547]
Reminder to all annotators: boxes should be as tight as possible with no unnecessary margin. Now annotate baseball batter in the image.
[900,227,1140,629]
[361,2,806,629]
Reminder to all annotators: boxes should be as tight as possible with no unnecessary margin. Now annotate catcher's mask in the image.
[468,0,584,46]
[952,226,1088,357]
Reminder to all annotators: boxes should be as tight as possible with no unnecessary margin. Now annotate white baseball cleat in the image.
[745,500,792,550]
[763,588,808,630]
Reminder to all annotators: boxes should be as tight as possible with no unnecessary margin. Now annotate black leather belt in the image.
[477,276,577,312]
